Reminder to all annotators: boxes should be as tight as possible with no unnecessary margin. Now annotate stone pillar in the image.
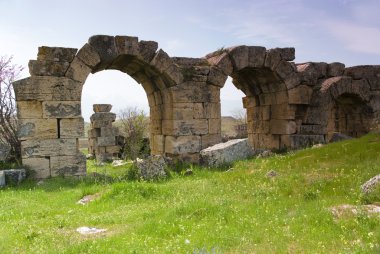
[14,47,86,178]
[88,104,120,162]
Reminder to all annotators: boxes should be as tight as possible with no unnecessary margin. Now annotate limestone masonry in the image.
[13,35,380,178]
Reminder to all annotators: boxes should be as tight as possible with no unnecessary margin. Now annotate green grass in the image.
[1,133,380,253]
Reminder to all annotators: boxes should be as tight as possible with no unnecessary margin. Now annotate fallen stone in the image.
[0,171,5,187]
[329,132,353,143]
[111,160,128,167]
[200,139,254,167]
[312,143,324,149]
[77,193,101,205]
[134,155,168,181]
[361,174,380,194]
[3,169,26,185]
[266,170,278,178]
[0,143,11,161]
[184,169,193,176]
[76,226,107,235]
[330,204,380,218]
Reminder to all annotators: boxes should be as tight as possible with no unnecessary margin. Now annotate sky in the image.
[1,0,379,121]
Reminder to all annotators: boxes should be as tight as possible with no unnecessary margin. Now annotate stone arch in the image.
[205,45,304,150]
[320,76,375,140]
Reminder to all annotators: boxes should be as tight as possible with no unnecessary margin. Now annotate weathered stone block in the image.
[18,118,57,140]
[150,49,172,73]
[248,133,280,149]
[29,60,70,77]
[17,101,43,119]
[344,65,376,79]
[207,66,228,87]
[288,134,325,148]
[276,47,295,61]
[204,103,221,119]
[242,96,258,108]
[247,120,270,134]
[50,154,86,177]
[247,106,270,121]
[275,60,295,80]
[13,77,82,101]
[288,85,312,104]
[60,118,84,138]
[228,46,249,70]
[271,104,296,119]
[200,138,254,167]
[201,134,222,149]
[37,46,77,62]
[65,57,92,83]
[97,136,116,146]
[171,82,220,103]
[88,35,117,72]
[90,112,116,122]
[91,120,113,129]
[105,145,120,154]
[327,62,345,77]
[138,40,158,63]
[76,43,101,68]
[150,119,162,134]
[22,138,78,158]
[165,135,201,154]
[264,49,281,69]
[22,157,51,178]
[151,134,164,153]
[208,118,221,134]
[100,127,119,137]
[115,36,139,56]
[298,124,326,135]
[368,77,380,91]
[248,46,266,67]
[0,143,11,162]
[93,104,112,113]
[270,120,297,134]
[42,101,81,118]
[206,51,233,76]
[162,119,209,135]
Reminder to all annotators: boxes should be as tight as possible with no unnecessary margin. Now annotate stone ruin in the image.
[13,35,379,178]
[88,104,120,162]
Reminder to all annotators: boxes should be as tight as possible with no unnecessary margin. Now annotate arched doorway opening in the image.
[327,93,374,141]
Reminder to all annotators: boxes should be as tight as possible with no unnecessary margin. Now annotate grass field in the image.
[1,133,379,253]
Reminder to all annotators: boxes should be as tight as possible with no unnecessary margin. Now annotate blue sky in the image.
[1,0,379,120]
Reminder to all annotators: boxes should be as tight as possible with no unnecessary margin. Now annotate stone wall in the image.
[13,35,380,178]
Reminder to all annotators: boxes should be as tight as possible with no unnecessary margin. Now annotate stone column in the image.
[88,104,120,162]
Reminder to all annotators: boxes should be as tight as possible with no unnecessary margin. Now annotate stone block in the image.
[247,106,270,121]
[368,77,380,91]
[105,145,120,154]
[150,119,162,134]
[138,40,158,63]
[65,57,92,83]
[171,81,220,103]
[275,60,295,80]
[37,46,77,62]
[76,43,101,68]
[18,118,57,140]
[0,143,11,162]
[297,62,327,84]
[166,64,184,85]
[29,60,70,77]
[165,135,201,154]
[88,35,117,72]
[264,49,281,69]
[21,138,78,158]
[162,119,209,135]
[242,96,258,108]
[271,104,296,119]
[91,120,113,129]
[200,138,254,167]
[13,76,82,101]
[206,51,233,76]
[16,101,43,119]
[97,136,116,146]
[204,103,221,119]
[344,65,376,79]
[298,124,326,135]
[247,120,270,134]
[88,128,100,138]
[207,66,228,87]
[248,46,266,67]
[42,101,81,118]
[228,46,249,70]
[208,118,221,134]
[22,157,50,178]
[2,169,26,185]
[201,134,222,149]
[0,171,4,187]
[270,120,297,134]
[50,154,86,177]
[93,104,112,113]
[248,133,280,149]
[150,49,172,73]
[151,134,164,153]
[115,36,139,56]
[288,135,325,148]
[100,127,119,137]
[90,112,116,122]
[60,118,85,138]
[288,85,313,104]
[327,62,345,77]
[276,47,295,61]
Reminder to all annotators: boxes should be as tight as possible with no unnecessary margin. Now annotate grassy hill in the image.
[0,133,379,253]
